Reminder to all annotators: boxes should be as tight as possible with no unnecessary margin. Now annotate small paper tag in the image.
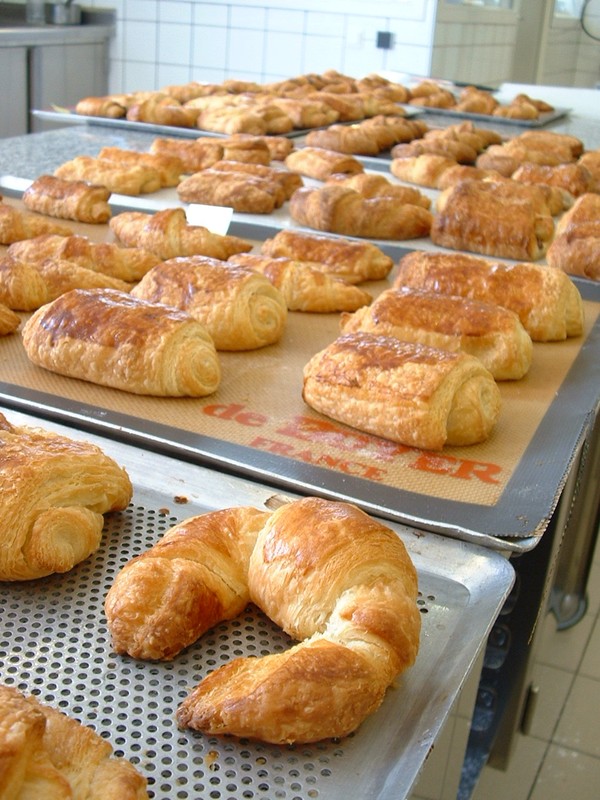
[185,203,233,235]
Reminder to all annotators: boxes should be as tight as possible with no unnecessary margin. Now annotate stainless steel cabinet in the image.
[0,46,28,137]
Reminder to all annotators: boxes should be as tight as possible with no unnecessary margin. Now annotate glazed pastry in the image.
[0,201,72,244]
[109,208,252,260]
[98,146,185,187]
[0,302,20,335]
[22,288,221,397]
[105,497,420,744]
[390,138,478,165]
[8,234,161,282]
[393,250,584,341]
[126,93,198,127]
[546,193,600,281]
[0,411,132,581]
[431,179,555,260]
[130,256,288,350]
[196,105,268,135]
[514,130,583,159]
[390,154,458,188]
[326,173,431,208]
[284,146,364,180]
[198,159,303,199]
[436,164,504,190]
[22,174,112,223]
[261,228,393,283]
[0,255,131,311]
[305,124,384,156]
[340,287,532,380]
[268,97,340,128]
[510,162,597,198]
[150,137,226,172]
[0,684,148,798]
[54,156,162,195]
[227,252,373,312]
[176,168,285,213]
[289,184,433,240]
[75,94,127,118]
[303,331,501,450]
[577,150,600,183]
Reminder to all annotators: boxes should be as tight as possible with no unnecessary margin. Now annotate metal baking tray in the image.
[0,408,515,800]
[32,106,423,141]
[416,105,569,128]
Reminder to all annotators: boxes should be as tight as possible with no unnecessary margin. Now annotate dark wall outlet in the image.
[376,31,393,49]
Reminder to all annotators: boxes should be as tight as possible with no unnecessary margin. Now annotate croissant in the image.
[393,251,584,341]
[305,124,382,156]
[109,208,252,260]
[75,94,127,118]
[431,179,555,261]
[0,302,20,335]
[22,288,222,397]
[54,156,162,196]
[0,684,148,798]
[390,154,458,188]
[261,229,393,284]
[268,97,340,128]
[0,201,72,244]
[22,174,112,223]
[104,497,421,744]
[196,106,268,135]
[130,256,288,350]
[0,411,132,581]
[8,234,161,282]
[285,146,364,180]
[357,116,429,150]
[176,169,285,213]
[227,252,372,312]
[326,172,431,208]
[303,331,501,450]
[340,287,532,380]
[546,193,600,281]
[289,184,433,240]
[98,146,184,187]
[0,255,131,311]
[126,94,198,128]
[518,130,583,159]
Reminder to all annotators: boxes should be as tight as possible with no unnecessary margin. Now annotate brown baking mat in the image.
[1,199,599,548]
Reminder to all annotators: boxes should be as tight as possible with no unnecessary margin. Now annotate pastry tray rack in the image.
[0,408,515,800]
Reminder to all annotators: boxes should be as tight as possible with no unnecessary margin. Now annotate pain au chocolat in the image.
[21,288,221,397]
[303,331,501,451]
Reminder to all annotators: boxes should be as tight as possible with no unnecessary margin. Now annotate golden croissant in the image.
[104,497,421,744]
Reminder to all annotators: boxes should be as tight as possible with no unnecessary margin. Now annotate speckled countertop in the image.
[0,107,599,182]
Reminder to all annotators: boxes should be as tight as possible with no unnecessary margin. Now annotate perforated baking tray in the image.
[0,408,514,800]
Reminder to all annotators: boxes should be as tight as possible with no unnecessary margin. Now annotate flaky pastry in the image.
[22,174,112,223]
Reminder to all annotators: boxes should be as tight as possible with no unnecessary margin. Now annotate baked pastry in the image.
[75,94,127,118]
[227,252,372,312]
[150,137,226,172]
[393,251,584,341]
[0,201,72,244]
[176,168,285,213]
[261,229,393,283]
[54,156,162,196]
[198,159,303,199]
[8,234,161,282]
[0,255,131,311]
[22,174,112,223]
[510,162,597,198]
[105,497,420,744]
[326,172,431,208]
[479,176,570,216]
[126,93,198,127]
[341,287,532,380]
[390,154,458,188]
[130,256,288,350]
[289,184,433,240]
[577,150,600,183]
[391,138,478,165]
[515,130,583,160]
[98,145,185,187]
[305,124,383,156]
[22,288,221,396]
[0,684,148,798]
[0,302,20,335]
[436,164,504,190]
[284,146,364,180]
[0,411,132,581]
[303,331,501,450]
[431,179,555,261]
[546,193,600,281]
[109,208,252,260]
[195,105,268,135]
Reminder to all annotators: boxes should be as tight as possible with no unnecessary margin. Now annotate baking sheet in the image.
[0,407,515,800]
[416,105,570,128]
[32,106,423,140]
